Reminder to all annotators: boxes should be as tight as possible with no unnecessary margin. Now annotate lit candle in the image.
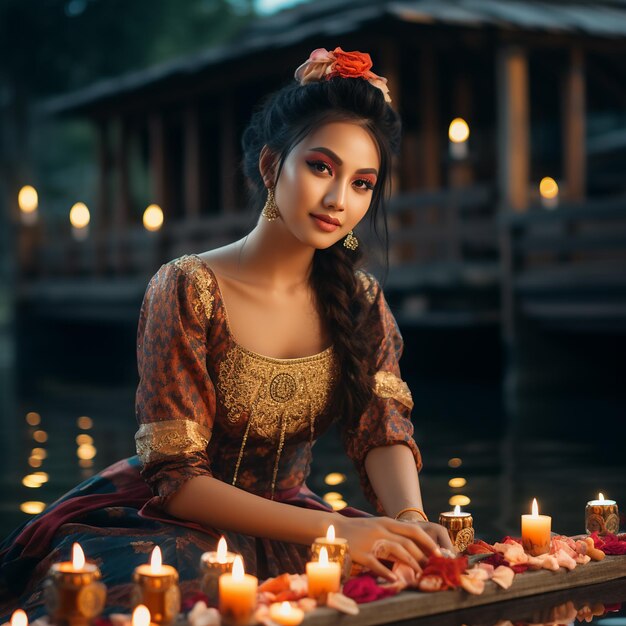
[438,505,474,552]
[306,546,341,601]
[132,605,151,626]
[310,524,350,580]
[45,542,106,626]
[521,498,552,556]
[448,118,470,160]
[585,492,619,536]
[218,555,258,626]
[132,546,180,626]
[268,602,304,626]
[200,536,236,604]
[10,610,28,626]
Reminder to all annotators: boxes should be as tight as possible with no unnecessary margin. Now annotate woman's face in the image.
[272,121,380,249]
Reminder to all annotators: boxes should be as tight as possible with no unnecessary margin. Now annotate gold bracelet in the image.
[394,507,429,522]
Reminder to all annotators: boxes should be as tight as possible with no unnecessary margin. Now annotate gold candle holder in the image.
[585,493,619,536]
[200,537,236,605]
[310,524,350,581]
[44,545,106,626]
[132,547,180,626]
[438,506,474,552]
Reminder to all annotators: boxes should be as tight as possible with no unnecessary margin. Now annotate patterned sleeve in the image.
[134,256,216,508]
[342,271,422,514]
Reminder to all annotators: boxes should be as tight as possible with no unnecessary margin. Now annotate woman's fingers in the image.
[361,553,397,583]
[383,539,423,571]
[389,519,440,556]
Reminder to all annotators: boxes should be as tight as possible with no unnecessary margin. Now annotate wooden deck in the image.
[302,556,626,626]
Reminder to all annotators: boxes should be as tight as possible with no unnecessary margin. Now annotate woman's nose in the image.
[324,181,347,211]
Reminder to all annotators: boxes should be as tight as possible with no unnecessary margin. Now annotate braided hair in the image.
[241,76,402,423]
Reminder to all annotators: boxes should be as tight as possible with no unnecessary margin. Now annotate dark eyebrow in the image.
[308,147,378,176]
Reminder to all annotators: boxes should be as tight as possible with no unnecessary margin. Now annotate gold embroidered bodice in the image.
[135,255,416,503]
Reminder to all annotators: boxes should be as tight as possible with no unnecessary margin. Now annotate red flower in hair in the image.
[328,47,373,78]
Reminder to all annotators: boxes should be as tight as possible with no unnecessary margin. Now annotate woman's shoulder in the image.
[355,268,382,304]
[146,254,217,322]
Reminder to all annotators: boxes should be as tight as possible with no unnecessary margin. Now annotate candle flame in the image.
[531,498,539,517]
[217,536,227,563]
[279,602,291,616]
[453,505,461,515]
[232,555,244,581]
[150,546,162,574]
[326,525,335,541]
[599,492,605,502]
[319,546,329,566]
[10,610,28,626]
[72,543,85,569]
[132,605,151,626]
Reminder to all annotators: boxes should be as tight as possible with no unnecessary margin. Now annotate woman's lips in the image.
[310,213,341,233]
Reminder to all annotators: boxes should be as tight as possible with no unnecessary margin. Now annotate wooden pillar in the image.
[562,47,586,202]
[219,95,236,212]
[114,117,131,272]
[149,112,168,210]
[496,45,530,212]
[184,103,202,219]
[379,40,401,195]
[420,44,441,190]
[95,119,110,274]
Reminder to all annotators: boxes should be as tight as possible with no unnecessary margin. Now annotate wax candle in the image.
[585,492,619,535]
[44,542,106,626]
[132,546,180,626]
[310,524,350,580]
[268,602,304,626]
[10,609,28,626]
[521,498,552,556]
[438,505,474,552]
[306,546,341,601]
[218,555,258,626]
[200,537,236,603]
[132,605,151,626]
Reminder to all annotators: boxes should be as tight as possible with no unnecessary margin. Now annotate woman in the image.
[0,47,452,620]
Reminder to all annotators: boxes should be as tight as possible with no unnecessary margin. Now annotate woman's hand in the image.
[333,515,443,582]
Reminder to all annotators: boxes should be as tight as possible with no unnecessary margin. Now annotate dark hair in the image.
[241,76,402,423]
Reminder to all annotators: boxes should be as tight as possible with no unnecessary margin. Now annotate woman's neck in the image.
[236,218,315,291]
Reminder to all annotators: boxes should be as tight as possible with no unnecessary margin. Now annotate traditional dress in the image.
[0,254,420,619]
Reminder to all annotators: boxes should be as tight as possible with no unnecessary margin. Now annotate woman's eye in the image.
[307,160,332,175]
[354,178,375,191]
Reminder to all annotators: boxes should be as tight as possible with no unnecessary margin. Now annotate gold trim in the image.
[373,371,414,410]
[172,256,214,322]
[135,420,212,464]
[356,270,377,304]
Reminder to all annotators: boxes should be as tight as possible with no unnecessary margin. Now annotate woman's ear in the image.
[259,145,279,188]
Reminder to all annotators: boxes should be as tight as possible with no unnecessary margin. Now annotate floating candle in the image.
[218,555,258,626]
[521,498,552,556]
[132,605,151,626]
[200,537,236,603]
[311,524,350,580]
[268,602,304,626]
[45,542,106,626]
[10,610,28,626]
[586,492,619,535]
[438,505,474,552]
[132,547,180,626]
[306,546,341,601]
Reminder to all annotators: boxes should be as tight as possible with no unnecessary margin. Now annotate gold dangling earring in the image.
[343,230,358,251]
[261,186,280,221]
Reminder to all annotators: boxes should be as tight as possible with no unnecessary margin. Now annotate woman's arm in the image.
[364,444,454,550]
[167,473,442,580]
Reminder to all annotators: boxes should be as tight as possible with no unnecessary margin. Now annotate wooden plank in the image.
[184,103,202,219]
[302,556,626,626]
[562,47,586,202]
[496,45,529,212]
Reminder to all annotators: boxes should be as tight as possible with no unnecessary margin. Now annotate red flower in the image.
[420,555,468,590]
[328,47,373,79]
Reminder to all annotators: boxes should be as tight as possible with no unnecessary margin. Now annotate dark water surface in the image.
[1,321,625,624]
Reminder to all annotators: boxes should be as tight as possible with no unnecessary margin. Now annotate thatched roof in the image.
[39,0,626,116]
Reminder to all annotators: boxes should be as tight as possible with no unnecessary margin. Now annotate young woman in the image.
[0,47,452,620]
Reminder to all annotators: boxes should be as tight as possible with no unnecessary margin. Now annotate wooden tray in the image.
[303,555,626,626]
